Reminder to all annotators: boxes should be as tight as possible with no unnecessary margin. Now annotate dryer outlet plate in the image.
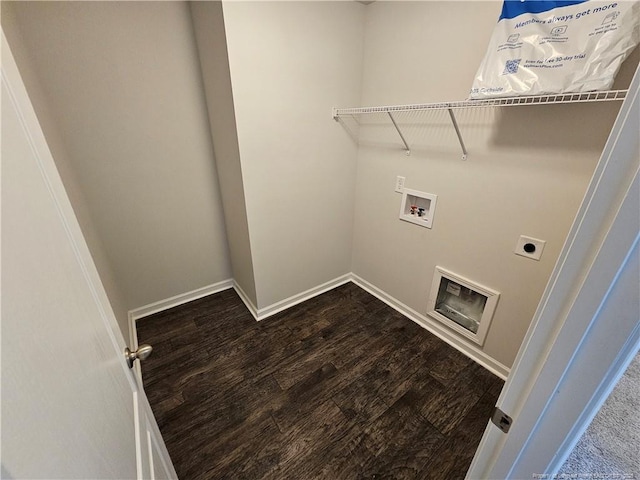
[515,235,546,261]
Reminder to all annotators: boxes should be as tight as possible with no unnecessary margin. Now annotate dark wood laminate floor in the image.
[138,283,504,480]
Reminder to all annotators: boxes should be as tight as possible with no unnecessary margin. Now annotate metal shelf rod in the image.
[447,109,468,161]
[387,111,411,156]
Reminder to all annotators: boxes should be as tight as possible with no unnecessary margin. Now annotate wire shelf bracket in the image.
[387,111,411,156]
[447,109,467,161]
[332,89,628,160]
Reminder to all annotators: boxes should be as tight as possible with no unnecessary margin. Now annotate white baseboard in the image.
[254,273,352,321]
[127,273,509,380]
[129,278,235,321]
[126,279,229,385]
[351,274,510,380]
[232,281,259,320]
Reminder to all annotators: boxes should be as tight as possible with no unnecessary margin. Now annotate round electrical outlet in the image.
[515,235,546,260]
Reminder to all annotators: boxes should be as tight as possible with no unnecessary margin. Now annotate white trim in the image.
[467,64,640,479]
[129,311,139,350]
[234,275,353,321]
[127,272,509,379]
[549,321,640,474]
[351,274,510,380]
[2,29,131,376]
[232,280,259,320]
[128,312,143,383]
[133,391,143,480]
[427,266,500,347]
[128,279,234,384]
[255,274,352,321]
[129,279,234,322]
[2,29,178,479]
[128,279,234,381]
[508,175,639,478]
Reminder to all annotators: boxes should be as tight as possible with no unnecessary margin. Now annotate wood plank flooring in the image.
[137,283,504,480]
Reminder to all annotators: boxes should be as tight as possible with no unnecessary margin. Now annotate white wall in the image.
[351,1,636,368]
[4,0,635,367]
[3,2,232,319]
[190,2,258,307]
[2,3,130,341]
[222,1,365,309]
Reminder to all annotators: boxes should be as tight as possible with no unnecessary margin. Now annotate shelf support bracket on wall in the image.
[447,109,468,161]
[387,111,411,156]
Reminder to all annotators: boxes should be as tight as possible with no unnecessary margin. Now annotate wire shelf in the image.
[333,90,628,118]
[332,90,628,159]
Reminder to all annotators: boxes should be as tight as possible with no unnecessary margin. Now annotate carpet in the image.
[558,350,640,479]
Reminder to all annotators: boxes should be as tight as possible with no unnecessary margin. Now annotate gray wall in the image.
[350,1,637,367]
[3,2,232,340]
[221,1,365,309]
[4,0,636,369]
[190,1,258,307]
[2,2,129,341]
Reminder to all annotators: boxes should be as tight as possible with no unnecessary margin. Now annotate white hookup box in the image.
[470,0,640,99]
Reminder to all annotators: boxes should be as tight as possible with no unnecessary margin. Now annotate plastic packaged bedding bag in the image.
[470,0,640,99]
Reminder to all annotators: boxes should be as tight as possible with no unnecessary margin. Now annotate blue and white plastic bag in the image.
[470,1,639,99]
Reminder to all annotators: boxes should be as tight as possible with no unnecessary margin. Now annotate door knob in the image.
[124,344,153,369]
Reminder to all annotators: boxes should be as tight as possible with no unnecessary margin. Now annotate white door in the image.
[1,31,176,480]
[467,66,639,478]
